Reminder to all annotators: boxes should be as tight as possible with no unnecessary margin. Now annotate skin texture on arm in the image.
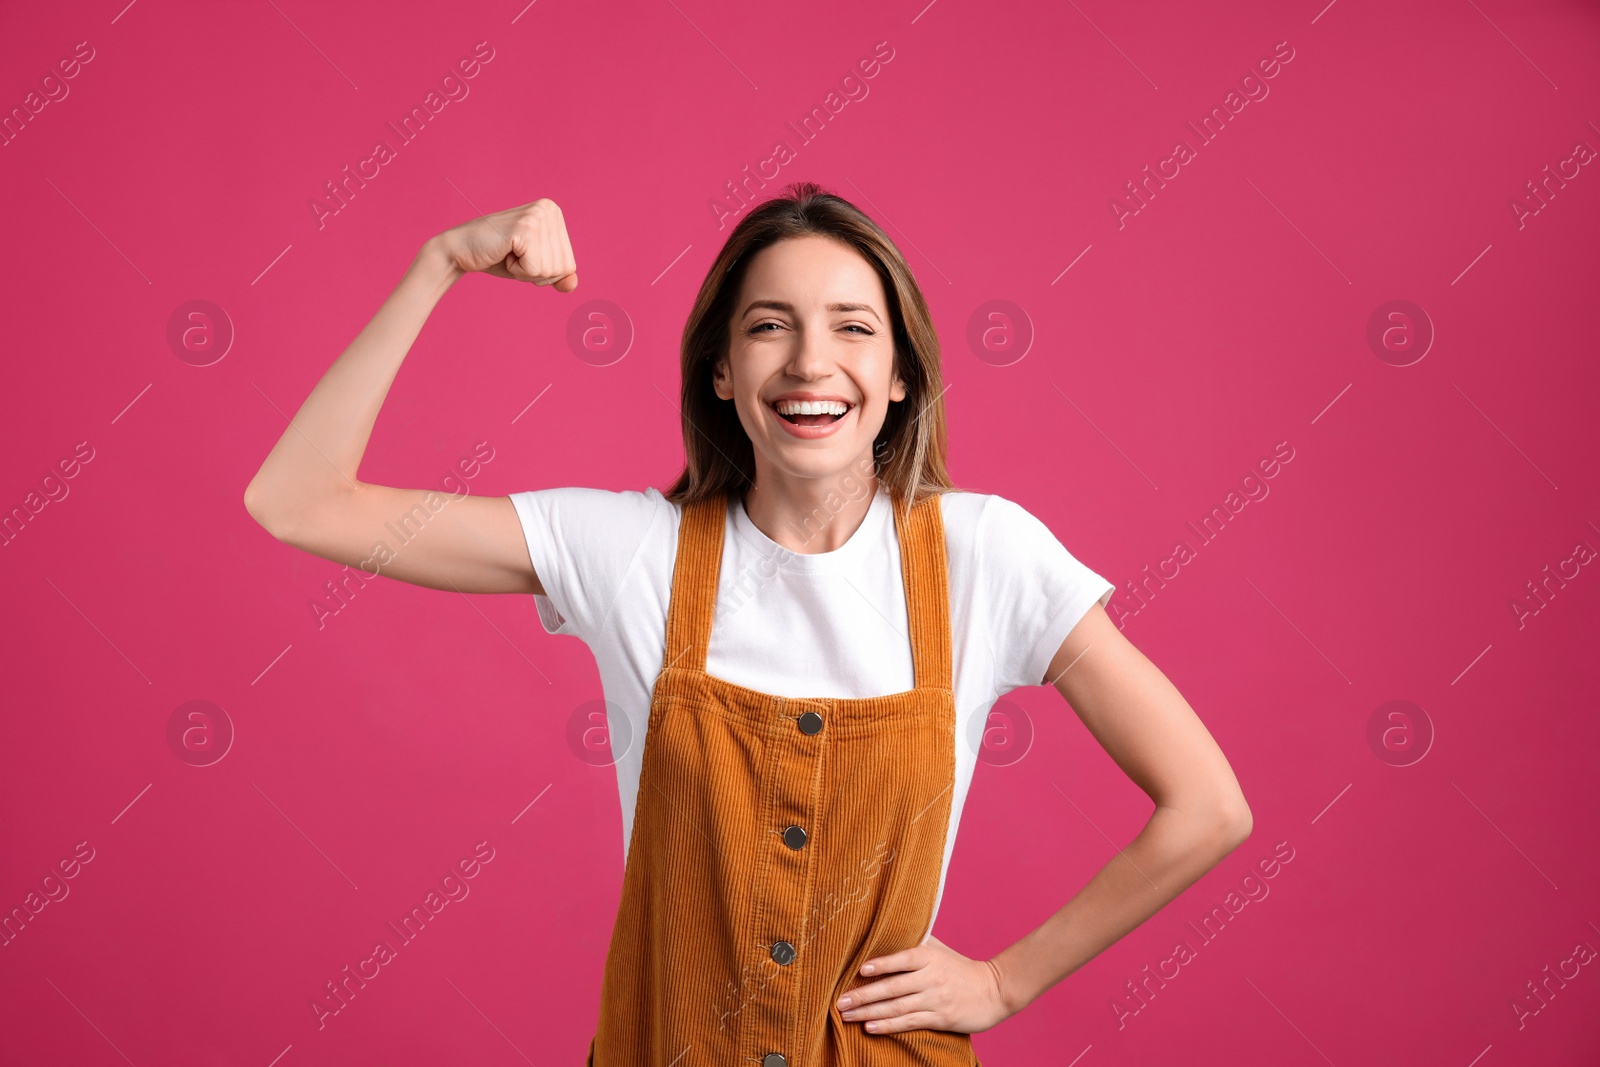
[243,200,579,595]
[836,602,1252,1032]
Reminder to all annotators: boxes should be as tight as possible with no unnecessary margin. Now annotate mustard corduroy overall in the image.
[586,487,981,1067]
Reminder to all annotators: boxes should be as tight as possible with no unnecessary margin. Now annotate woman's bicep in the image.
[263,484,544,596]
[1046,606,1250,827]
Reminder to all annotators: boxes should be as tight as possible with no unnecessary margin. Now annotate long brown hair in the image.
[664,181,955,508]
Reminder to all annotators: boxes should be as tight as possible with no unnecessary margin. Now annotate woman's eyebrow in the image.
[741,300,882,323]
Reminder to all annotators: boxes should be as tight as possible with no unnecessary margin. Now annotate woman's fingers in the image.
[835,935,1011,1034]
[504,218,542,281]
[435,198,577,286]
[856,1009,945,1034]
[552,210,579,290]
[532,217,578,287]
[843,988,929,1022]
[838,950,929,1019]
[507,209,577,286]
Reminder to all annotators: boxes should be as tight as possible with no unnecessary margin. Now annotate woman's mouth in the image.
[768,398,853,439]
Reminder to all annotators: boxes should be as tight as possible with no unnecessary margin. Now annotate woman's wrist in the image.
[414,234,466,292]
[986,951,1033,1018]
[982,957,1019,1019]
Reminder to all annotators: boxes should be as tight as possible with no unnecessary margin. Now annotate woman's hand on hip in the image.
[836,934,1013,1034]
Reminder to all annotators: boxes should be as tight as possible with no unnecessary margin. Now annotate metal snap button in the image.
[770,940,796,966]
[797,711,824,735]
[762,1055,787,1067]
[782,824,807,850]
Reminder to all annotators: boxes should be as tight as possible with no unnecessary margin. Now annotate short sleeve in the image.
[979,495,1115,694]
[507,487,666,641]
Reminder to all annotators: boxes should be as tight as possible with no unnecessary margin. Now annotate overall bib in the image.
[587,487,981,1067]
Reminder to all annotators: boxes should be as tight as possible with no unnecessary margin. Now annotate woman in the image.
[245,183,1251,1065]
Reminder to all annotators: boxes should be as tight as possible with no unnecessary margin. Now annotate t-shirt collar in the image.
[728,484,890,573]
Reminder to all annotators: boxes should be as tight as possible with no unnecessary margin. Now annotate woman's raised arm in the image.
[243,199,578,595]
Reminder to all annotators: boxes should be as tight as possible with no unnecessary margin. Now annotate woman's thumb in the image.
[553,272,578,293]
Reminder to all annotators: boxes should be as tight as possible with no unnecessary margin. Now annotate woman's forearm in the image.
[244,237,463,530]
[988,803,1250,1016]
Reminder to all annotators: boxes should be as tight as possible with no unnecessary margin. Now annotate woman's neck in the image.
[740,465,881,554]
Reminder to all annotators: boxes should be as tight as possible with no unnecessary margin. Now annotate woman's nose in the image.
[784,331,832,378]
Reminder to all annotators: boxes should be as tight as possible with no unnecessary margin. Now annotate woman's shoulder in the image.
[509,483,676,516]
[506,483,678,554]
[935,486,1085,561]
[934,486,1033,536]
[934,487,1000,519]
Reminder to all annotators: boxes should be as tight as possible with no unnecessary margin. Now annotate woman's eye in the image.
[749,322,871,334]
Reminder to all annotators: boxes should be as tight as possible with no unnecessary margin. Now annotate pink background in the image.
[3,0,1598,1063]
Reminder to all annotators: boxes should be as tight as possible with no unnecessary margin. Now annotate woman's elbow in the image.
[1215,794,1253,851]
[243,479,294,542]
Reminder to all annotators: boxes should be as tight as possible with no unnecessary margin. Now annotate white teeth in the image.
[774,399,849,416]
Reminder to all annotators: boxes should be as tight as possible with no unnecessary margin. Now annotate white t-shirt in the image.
[508,483,1114,929]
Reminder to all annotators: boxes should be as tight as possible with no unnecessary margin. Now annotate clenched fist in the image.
[434,198,578,290]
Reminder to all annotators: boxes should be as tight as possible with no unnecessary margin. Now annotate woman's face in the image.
[714,235,906,492]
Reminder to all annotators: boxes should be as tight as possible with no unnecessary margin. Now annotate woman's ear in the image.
[712,355,734,400]
[889,373,908,403]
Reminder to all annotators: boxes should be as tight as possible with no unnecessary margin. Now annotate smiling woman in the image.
[243,182,1251,1066]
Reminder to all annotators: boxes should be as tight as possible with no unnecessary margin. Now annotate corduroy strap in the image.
[661,490,729,674]
[893,488,953,691]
